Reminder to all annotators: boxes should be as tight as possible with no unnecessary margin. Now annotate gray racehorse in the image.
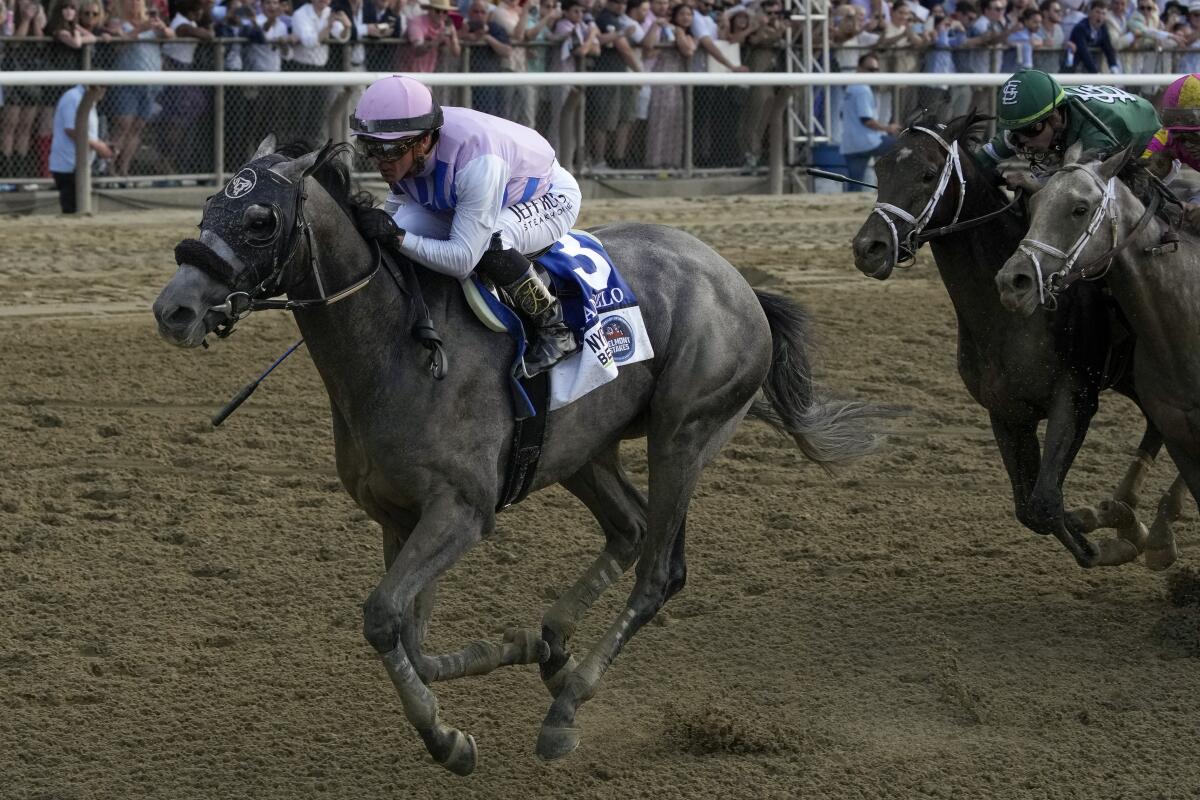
[995,143,1191,570]
[151,139,892,774]
[852,113,1173,569]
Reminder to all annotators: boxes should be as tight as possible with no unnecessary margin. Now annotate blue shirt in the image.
[49,85,98,174]
[840,83,883,156]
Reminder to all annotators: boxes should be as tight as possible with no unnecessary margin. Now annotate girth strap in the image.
[497,369,550,511]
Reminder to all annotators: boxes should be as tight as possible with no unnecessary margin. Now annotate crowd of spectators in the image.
[0,0,1194,185]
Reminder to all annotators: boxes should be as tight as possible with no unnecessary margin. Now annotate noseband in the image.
[1014,163,1161,307]
[870,125,967,274]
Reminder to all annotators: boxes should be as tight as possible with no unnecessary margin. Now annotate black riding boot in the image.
[502,265,579,376]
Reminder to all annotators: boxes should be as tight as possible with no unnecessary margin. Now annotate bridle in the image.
[870,125,966,274]
[869,124,1025,276]
[176,154,380,337]
[1014,162,1161,308]
[174,151,447,378]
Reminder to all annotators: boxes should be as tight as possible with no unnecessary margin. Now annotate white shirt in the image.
[245,15,290,71]
[397,155,511,279]
[690,11,719,70]
[289,3,345,65]
[163,12,199,64]
[50,86,98,173]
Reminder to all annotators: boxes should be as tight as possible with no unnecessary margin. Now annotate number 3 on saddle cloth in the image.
[464,230,655,420]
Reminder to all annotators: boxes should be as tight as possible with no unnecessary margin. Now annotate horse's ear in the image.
[271,148,322,184]
[252,134,277,161]
[1063,140,1086,165]
[1098,144,1134,181]
[945,108,993,147]
[305,140,339,178]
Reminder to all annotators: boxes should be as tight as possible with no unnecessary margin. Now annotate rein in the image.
[870,125,966,272]
[1015,163,1162,307]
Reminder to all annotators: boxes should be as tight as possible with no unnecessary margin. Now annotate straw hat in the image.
[421,0,456,10]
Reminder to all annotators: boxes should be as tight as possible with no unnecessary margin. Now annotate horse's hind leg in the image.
[540,445,646,698]
[536,403,750,761]
[363,498,489,775]
[1144,474,1186,571]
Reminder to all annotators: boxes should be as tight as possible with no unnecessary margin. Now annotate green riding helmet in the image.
[996,69,1068,130]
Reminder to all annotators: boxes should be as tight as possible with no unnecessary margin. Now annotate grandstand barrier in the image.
[2,70,1182,214]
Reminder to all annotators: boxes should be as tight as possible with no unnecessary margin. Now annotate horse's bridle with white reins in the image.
[870,125,967,274]
[869,124,1027,277]
[1014,162,1161,308]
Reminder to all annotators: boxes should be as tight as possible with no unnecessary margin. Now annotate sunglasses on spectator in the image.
[1012,119,1049,142]
[355,135,424,162]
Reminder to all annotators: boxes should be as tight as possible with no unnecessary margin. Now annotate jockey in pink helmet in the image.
[350,74,581,376]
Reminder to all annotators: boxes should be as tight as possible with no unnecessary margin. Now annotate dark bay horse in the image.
[851,112,1173,569]
[996,145,1193,569]
[151,139,890,774]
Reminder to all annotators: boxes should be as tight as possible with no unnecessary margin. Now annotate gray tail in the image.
[747,291,901,468]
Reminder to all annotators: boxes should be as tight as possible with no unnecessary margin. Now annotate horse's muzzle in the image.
[152,265,227,348]
[851,231,894,280]
[995,258,1042,317]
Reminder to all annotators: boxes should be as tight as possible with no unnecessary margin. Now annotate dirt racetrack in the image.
[2,194,1198,800]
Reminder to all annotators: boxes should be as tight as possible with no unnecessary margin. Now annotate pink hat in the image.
[350,75,444,141]
[1160,73,1200,132]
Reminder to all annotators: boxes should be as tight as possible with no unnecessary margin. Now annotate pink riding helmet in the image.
[350,75,444,140]
[1159,74,1200,132]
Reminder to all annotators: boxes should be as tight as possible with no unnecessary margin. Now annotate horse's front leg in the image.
[1065,421,1161,546]
[1144,474,1186,571]
[381,531,546,687]
[988,410,1100,568]
[1032,385,1143,567]
[364,496,489,776]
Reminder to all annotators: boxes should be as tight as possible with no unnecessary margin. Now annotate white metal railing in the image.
[4,70,1182,214]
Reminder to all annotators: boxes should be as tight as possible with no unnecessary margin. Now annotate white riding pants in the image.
[385,162,582,259]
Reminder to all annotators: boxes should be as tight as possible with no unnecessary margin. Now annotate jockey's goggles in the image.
[1011,119,1050,143]
[354,135,425,162]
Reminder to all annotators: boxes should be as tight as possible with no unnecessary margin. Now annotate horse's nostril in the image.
[866,240,885,256]
[1012,273,1032,292]
[166,305,196,327]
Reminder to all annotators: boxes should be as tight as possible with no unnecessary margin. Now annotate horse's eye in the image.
[923,170,936,182]
[1072,204,1088,217]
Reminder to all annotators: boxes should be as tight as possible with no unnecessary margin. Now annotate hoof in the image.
[1066,506,1102,534]
[436,730,477,776]
[1117,520,1149,553]
[504,627,550,664]
[536,724,581,761]
[1094,537,1140,567]
[1144,542,1179,572]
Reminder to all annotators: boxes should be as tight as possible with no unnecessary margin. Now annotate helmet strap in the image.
[407,129,440,178]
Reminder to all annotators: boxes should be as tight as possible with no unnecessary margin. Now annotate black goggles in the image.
[1012,119,1049,142]
[354,135,424,162]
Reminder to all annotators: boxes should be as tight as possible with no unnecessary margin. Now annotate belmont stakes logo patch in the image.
[225,168,257,199]
[601,315,636,363]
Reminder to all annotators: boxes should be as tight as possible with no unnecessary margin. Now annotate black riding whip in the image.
[211,338,306,427]
[804,167,877,190]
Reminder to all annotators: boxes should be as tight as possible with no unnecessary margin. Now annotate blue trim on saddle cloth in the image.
[470,231,641,419]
